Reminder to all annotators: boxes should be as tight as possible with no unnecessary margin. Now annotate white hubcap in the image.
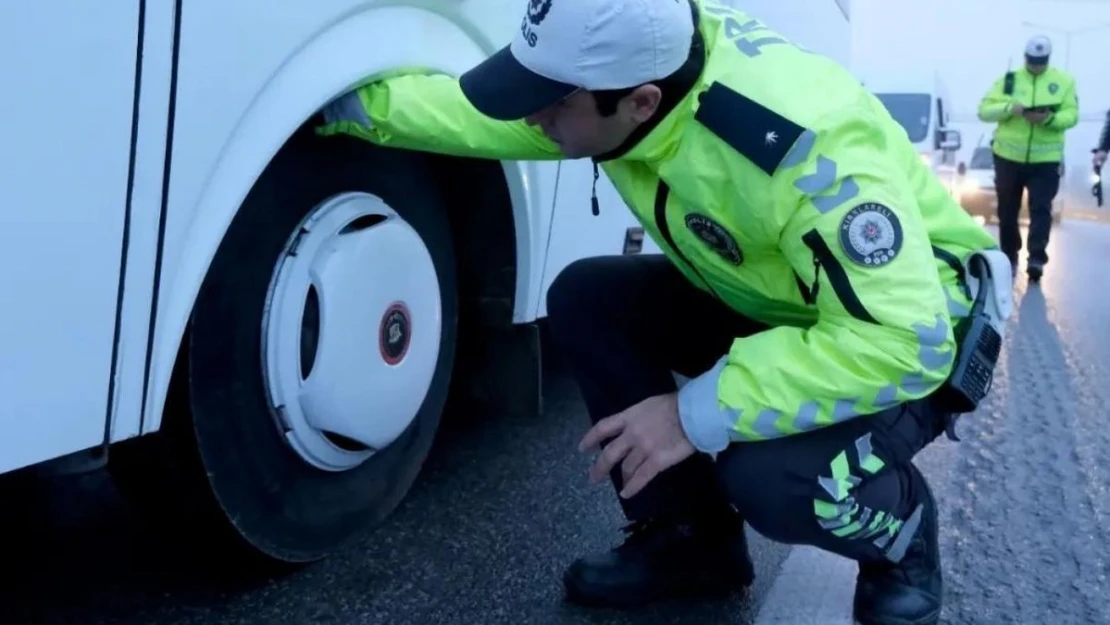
[262,192,442,471]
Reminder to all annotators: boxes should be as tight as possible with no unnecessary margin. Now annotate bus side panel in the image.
[107,0,179,442]
[0,2,139,472]
[133,2,559,436]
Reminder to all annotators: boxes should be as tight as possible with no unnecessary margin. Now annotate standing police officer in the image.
[320,1,1006,624]
[978,35,1079,281]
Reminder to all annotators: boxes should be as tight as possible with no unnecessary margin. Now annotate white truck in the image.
[857,68,964,193]
[0,0,850,568]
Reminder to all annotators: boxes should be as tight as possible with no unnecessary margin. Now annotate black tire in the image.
[109,128,458,569]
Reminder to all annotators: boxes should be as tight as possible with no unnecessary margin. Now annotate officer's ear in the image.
[621,84,663,123]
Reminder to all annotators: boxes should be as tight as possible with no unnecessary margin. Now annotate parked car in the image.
[956,146,1063,224]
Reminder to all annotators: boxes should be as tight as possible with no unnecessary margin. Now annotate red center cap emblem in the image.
[379,302,411,365]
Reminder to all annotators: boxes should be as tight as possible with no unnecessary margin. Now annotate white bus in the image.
[1,0,849,568]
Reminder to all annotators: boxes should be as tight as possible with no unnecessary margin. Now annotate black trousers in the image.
[546,255,947,563]
[993,154,1061,267]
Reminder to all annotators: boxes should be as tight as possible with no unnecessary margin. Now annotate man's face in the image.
[1026,61,1048,75]
[524,86,662,159]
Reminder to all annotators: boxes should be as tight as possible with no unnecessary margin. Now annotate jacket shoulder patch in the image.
[694,81,806,176]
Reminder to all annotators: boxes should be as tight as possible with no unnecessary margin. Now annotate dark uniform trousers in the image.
[546,254,947,564]
[993,153,1061,268]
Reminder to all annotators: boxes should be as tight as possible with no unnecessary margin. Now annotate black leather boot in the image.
[1027,259,1044,282]
[853,481,943,625]
[562,509,754,609]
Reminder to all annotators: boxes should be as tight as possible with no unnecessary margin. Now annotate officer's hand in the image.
[1024,110,1049,124]
[1095,150,1108,167]
[1011,102,1025,116]
[579,392,696,499]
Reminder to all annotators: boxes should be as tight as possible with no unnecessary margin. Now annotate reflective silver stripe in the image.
[795,155,838,195]
[794,156,861,214]
[994,138,1062,154]
[782,129,817,168]
[857,506,874,530]
[914,315,947,347]
[818,500,858,530]
[791,397,860,432]
[817,497,857,529]
[813,177,859,214]
[1029,142,1063,152]
[819,516,852,530]
[914,315,953,371]
[993,139,1024,153]
[947,288,971,318]
[752,408,783,438]
[832,397,859,422]
[855,432,874,467]
[793,400,820,430]
[884,503,924,563]
[855,432,885,474]
[819,476,847,501]
[900,372,933,395]
[874,384,899,408]
[872,529,894,550]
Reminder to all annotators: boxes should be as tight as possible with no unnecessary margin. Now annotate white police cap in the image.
[459,0,696,121]
[1025,35,1052,62]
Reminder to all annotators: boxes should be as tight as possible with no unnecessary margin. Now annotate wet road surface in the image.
[0,370,789,625]
[2,220,1109,625]
[920,220,1110,625]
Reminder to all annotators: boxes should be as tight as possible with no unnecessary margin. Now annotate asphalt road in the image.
[2,220,1109,625]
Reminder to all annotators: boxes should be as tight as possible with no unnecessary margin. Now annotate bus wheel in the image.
[110,130,457,568]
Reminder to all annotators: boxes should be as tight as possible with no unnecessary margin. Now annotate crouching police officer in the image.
[320,0,1007,623]
[978,35,1079,281]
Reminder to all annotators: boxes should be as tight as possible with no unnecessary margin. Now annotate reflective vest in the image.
[978,65,1079,164]
[317,0,999,446]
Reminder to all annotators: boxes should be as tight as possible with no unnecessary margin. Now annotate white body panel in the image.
[136,1,558,436]
[0,0,560,472]
[0,2,141,473]
[535,0,853,318]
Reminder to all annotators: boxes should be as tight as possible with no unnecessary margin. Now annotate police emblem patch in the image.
[685,213,743,265]
[1048,82,1059,95]
[838,202,903,267]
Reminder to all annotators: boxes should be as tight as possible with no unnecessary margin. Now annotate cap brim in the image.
[459,45,578,121]
[1025,54,1049,65]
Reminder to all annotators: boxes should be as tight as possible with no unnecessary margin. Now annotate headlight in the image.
[1091,172,1102,185]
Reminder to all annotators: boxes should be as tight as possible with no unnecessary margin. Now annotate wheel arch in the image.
[141,5,547,436]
